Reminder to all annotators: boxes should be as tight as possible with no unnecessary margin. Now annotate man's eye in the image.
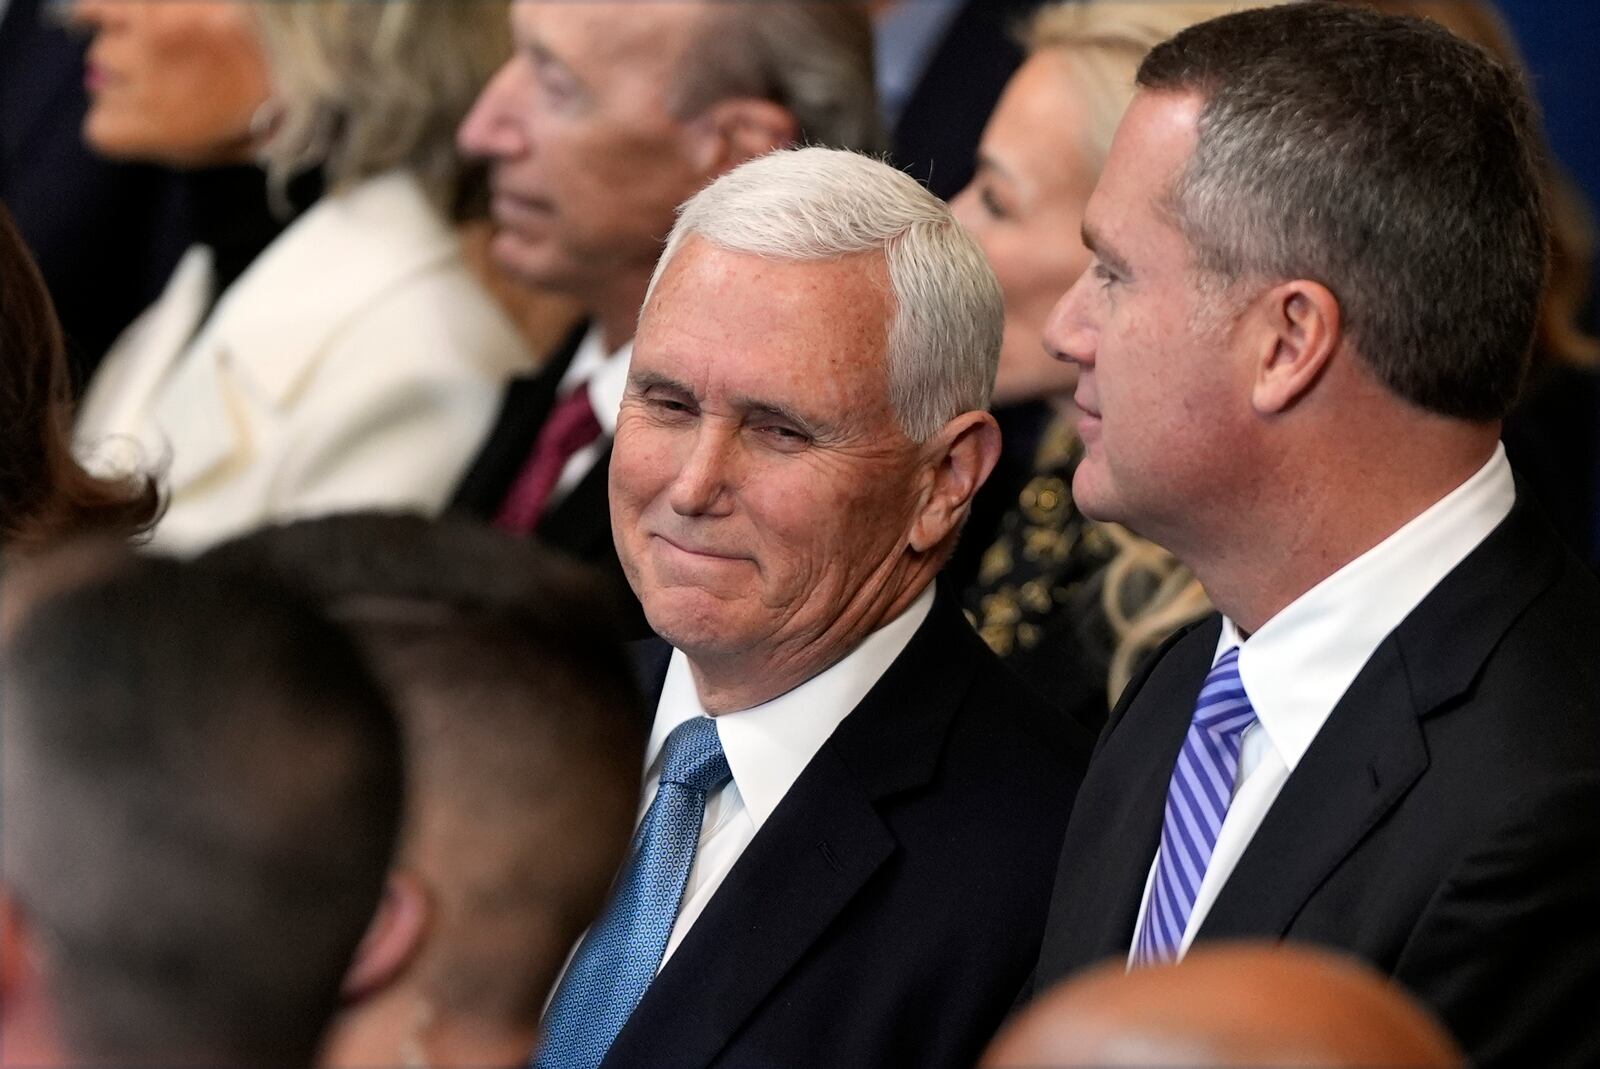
[756,424,810,448]
[1091,262,1119,289]
[648,396,694,416]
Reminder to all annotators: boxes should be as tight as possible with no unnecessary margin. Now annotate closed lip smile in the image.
[655,534,746,562]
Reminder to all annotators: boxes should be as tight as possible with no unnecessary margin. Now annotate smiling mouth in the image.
[655,534,746,562]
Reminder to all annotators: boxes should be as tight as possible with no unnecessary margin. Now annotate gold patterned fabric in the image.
[962,418,1121,721]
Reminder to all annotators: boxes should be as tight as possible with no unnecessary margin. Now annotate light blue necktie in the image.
[533,716,731,1069]
[1132,646,1258,966]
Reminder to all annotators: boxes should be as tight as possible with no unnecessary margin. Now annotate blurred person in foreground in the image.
[68,0,532,555]
[448,1,880,633]
[0,201,158,550]
[951,1,1264,726]
[1352,0,1600,568]
[1031,6,1600,1066]
[200,513,647,1069]
[530,147,1090,1069]
[985,944,1464,1068]
[0,543,403,1069]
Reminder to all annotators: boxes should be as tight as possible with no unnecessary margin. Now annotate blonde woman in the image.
[952,2,1267,723]
[71,0,533,555]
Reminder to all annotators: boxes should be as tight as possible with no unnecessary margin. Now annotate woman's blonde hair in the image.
[253,0,511,215]
[1022,2,1266,703]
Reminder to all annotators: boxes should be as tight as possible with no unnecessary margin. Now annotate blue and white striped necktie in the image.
[1132,646,1258,966]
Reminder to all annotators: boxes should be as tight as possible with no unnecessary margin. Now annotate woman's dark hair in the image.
[0,202,160,548]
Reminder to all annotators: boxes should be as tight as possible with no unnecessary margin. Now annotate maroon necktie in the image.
[494,383,604,534]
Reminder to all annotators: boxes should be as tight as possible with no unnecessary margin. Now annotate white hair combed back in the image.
[646,147,1004,441]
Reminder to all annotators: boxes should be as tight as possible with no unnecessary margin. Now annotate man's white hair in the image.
[644,147,1003,441]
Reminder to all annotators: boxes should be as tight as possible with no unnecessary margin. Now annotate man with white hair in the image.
[450,2,880,631]
[529,147,1091,1069]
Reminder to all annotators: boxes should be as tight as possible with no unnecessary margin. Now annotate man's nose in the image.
[458,60,529,161]
[1042,270,1098,369]
[668,424,736,518]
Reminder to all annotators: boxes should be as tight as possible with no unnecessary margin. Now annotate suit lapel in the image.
[604,590,980,1068]
[1202,487,1563,942]
[1037,618,1220,975]
[1198,640,1428,940]
[539,440,614,557]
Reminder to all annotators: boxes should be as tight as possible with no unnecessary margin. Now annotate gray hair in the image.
[253,0,511,215]
[671,3,884,155]
[647,148,1003,441]
[1137,2,1547,421]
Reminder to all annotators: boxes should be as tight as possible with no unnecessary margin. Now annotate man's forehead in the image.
[513,0,709,69]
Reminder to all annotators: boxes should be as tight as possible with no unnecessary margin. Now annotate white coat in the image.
[76,170,531,554]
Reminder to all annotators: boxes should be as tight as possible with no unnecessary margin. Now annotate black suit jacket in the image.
[1035,490,1600,1067]
[603,588,1090,1069]
[0,0,190,386]
[449,325,645,633]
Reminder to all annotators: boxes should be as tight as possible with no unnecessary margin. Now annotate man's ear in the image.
[340,871,431,1005]
[1250,280,1341,415]
[909,411,1002,555]
[690,98,799,174]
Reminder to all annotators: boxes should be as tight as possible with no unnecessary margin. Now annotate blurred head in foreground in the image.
[203,513,647,1069]
[984,944,1465,1068]
[0,541,404,1069]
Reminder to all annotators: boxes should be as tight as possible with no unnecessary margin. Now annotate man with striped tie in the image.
[1030,5,1600,1068]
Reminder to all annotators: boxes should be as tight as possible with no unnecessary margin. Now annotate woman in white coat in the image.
[70,0,532,554]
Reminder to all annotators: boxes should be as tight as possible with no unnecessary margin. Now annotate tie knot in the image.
[658,717,731,793]
[1193,647,1257,738]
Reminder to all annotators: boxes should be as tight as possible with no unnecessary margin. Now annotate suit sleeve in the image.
[1392,772,1600,1069]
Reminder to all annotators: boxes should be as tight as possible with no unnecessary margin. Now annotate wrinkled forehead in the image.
[633,240,898,418]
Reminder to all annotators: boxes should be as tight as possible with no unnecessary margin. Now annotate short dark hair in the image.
[204,513,647,1025]
[1,547,403,1068]
[1137,1,1548,421]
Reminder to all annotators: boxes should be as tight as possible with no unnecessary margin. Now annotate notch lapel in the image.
[603,748,897,1069]
[602,590,981,1068]
[1036,618,1220,976]
[1202,486,1561,942]
[1198,640,1428,941]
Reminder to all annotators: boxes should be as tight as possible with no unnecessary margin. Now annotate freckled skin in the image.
[609,238,950,710]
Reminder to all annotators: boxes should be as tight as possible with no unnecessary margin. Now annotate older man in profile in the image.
[528,147,1090,1069]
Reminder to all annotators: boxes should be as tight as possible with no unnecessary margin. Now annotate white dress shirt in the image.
[643,585,935,968]
[1128,444,1517,964]
[548,326,632,504]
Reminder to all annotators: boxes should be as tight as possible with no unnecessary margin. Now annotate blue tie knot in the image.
[659,717,731,793]
[1193,648,1256,738]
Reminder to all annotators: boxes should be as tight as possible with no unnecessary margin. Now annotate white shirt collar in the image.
[1217,444,1515,771]
[556,325,631,436]
[646,585,937,829]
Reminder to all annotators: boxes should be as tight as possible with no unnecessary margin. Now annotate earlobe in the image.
[340,871,431,1005]
[909,413,1002,554]
[1252,281,1341,415]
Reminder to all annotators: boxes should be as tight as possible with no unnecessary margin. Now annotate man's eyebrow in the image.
[627,369,692,395]
[1082,220,1132,277]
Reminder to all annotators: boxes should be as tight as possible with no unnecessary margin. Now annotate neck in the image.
[1184,420,1498,635]
[587,270,653,356]
[687,566,937,714]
